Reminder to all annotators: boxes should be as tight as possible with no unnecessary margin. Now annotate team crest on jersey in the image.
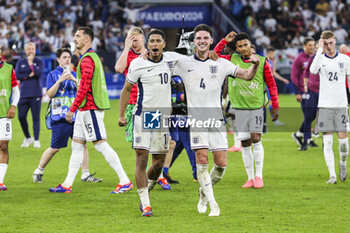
[319,122,324,128]
[209,65,218,74]
[167,62,174,69]
[193,137,199,144]
[339,62,344,69]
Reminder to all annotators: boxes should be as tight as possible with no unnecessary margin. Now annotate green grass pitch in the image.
[1,94,350,232]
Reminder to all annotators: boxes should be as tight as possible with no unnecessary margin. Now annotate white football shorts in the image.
[73,110,107,142]
[133,114,169,154]
[0,118,12,140]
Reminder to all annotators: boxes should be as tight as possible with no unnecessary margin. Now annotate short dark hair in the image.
[267,47,275,52]
[56,48,72,58]
[77,27,94,41]
[303,37,315,45]
[194,24,213,37]
[233,32,250,45]
[148,29,166,41]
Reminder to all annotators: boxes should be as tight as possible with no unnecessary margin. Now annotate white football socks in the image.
[0,163,8,183]
[338,138,349,166]
[197,164,216,204]
[34,167,44,175]
[296,130,303,137]
[252,141,264,178]
[62,141,84,188]
[233,132,241,148]
[81,169,90,179]
[148,179,157,191]
[94,142,129,184]
[210,164,226,186]
[137,187,150,209]
[242,146,254,180]
[323,135,336,178]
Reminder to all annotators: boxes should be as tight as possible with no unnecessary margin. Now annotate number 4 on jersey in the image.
[200,78,206,89]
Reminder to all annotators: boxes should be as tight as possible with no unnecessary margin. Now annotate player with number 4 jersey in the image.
[171,24,260,217]
[310,30,350,184]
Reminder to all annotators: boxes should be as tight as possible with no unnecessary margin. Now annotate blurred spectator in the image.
[117,3,150,24]
[334,25,348,44]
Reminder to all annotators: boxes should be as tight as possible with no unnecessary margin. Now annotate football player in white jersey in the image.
[119,29,177,217]
[171,24,260,216]
[310,30,350,184]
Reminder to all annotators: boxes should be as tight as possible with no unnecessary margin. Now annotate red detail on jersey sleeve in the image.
[264,61,279,109]
[125,50,140,104]
[11,69,18,87]
[70,56,98,112]
[213,39,231,60]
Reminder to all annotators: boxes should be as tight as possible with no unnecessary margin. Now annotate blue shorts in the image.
[51,121,74,149]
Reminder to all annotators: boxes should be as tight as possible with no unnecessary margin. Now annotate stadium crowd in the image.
[0,0,349,58]
[0,0,152,57]
[219,0,350,50]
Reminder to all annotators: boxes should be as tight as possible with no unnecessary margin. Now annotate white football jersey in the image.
[311,50,350,108]
[172,54,238,109]
[126,53,178,115]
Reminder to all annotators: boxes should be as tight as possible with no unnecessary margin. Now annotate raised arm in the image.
[115,35,133,73]
[235,54,260,81]
[310,39,324,75]
[213,31,236,60]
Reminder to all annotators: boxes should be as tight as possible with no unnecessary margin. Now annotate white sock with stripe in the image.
[0,163,8,183]
[338,138,349,166]
[95,142,129,184]
[242,146,254,180]
[210,164,226,186]
[62,141,84,188]
[323,135,336,178]
[252,141,264,178]
[137,187,150,209]
[197,164,216,204]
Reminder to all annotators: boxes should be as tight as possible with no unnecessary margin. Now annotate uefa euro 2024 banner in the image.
[138,5,211,28]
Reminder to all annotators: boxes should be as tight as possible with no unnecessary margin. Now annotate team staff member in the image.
[291,38,318,149]
[0,45,20,191]
[15,42,44,148]
[49,27,132,193]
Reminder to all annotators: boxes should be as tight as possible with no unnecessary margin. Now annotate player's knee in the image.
[251,135,261,144]
[241,139,251,147]
[0,142,8,152]
[135,150,149,168]
[196,151,208,164]
[153,159,164,170]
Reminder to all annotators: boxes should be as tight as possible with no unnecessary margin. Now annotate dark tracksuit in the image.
[15,57,44,140]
